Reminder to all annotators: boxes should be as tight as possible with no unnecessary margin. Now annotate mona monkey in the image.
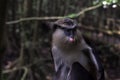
[51,18,105,80]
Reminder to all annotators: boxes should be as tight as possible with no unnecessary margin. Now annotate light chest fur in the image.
[54,46,91,71]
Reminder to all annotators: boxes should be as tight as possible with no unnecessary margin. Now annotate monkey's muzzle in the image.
[69,37,75,42]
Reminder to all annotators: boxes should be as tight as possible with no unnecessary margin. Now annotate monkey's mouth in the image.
[67,36,76,43]
[69,37,75,42]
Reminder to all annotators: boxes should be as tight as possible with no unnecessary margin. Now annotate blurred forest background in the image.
[0,0,120,80]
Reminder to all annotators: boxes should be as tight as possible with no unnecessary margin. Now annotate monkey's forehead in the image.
[54,18,77,29]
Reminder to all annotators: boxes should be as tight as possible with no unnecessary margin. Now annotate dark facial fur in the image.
[52,18,82,49]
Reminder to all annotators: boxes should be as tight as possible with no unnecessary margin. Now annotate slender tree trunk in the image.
[0,0,8,80]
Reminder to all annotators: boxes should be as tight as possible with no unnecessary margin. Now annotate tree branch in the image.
[21,67,28,80]
[6,16,63,24]
[80,25,120,51]
[76,3,102,16]
[6,3,102,25]
[2,59,52,74]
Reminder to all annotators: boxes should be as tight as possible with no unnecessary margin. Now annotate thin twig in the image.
[76,3,102,16]
[80,25,120,36]
[2,59,52,74]
[6,4,102,25]
[21,67,28,80]
[6,16,63,24]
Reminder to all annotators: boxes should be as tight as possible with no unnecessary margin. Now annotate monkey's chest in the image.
[61,51,91,71]
[52,46,97,74]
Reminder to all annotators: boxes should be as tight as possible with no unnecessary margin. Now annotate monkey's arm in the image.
[52,46,70,80]
[82,48,105,80]
[52,46,63,72]
[92,49,105,80]
[69,62,95,80]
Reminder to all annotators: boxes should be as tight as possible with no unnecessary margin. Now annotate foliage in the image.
[93,0,119,5]
[93,0,120,8]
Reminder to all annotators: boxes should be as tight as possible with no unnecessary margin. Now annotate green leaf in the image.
[65,14,77,18]
[112,0,118,3]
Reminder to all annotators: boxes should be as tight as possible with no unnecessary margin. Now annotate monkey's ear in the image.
[41,22,54,30]
[52,24,60,31]
[47,22,61,32]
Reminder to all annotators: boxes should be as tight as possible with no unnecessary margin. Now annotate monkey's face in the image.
[52,18,81,47]
[54,26,77,43]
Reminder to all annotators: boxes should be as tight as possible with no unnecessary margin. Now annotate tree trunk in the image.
[0,0,8,80]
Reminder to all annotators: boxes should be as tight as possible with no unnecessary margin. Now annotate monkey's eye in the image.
[64,30,71,36]
[64,28,76,37]
[72,27,77,31]
[65,29,71,32]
